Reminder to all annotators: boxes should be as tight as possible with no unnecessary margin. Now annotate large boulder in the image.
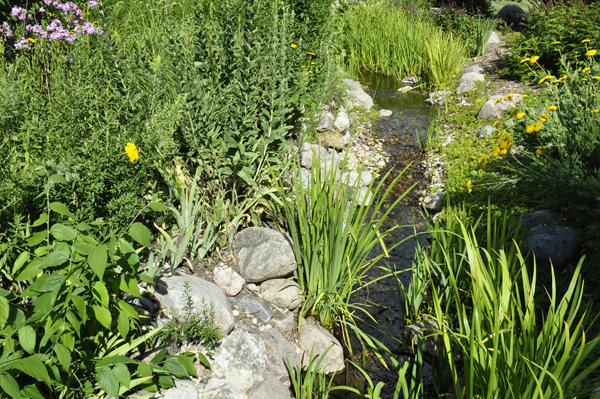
[162,379,198,399]
[477,94,522,119]
[496,4,528,31]
[154,274,235,335]
[212,332,268,393]
[198,378,247,399]
[343,79,374,110]
[233,227,297,284]
[525,225,578,268]
[247,375,291,399]
[260,279,303,311]
[299,321,344,374]
[259,329,303,387]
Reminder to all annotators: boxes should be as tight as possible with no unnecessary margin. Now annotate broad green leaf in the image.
[88,245,108,280]
[54,343,71,370]
[117,313,130,339]
[71,295,87,321]
[0,372,20,398]
[15,259,43,281]
[25,231,48,247]
[148,202,168,212]
[49,174,67,184]
[96,356,136,369]
[150,349,167,365]
[197,352,211,369]
[119,275,141,297]
[92,282,110,308]
[0,296,9,329]
[41,251,70,268]
[137,362,153,377]
[50,224,77,242]
[49,202,73,218]
[128,223,152,248]
[12,252,30,275]
[8,355,51,386]
[60,331,75,351]
[30,273,63,293]
[73,240,95,256]
[93,305,112,330]
[163,359,188,376]
[32,213,48,227]
[158,374,174,389]
[178,354,197,377]
[76,222,92,231]
[97,368,119,398]
[118,301,139,320]
[18,326,36,354]
[65,311,81,336]
[112,363,131,389]
[20,384,45,399]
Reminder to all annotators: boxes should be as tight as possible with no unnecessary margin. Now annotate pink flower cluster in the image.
[1,0,103,51]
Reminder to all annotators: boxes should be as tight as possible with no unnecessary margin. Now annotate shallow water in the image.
[333,70,435,398]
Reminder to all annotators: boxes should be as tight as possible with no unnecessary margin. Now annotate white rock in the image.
[259,329,302,387]
[487,31,500,44]
[379,109,392,117]
[356,187,373,207]
[299,320,344,374]
[260,279,302,311]
[360,169,373,187]
[341,170,360,187]
[162,379,198,399]
[458,72,485,86]
[214,267,245,297]
[343,79,374,110]
[247,375,291,399]
[199,378,247,399]
[299,142,327,170]
[397,85,413,92]
[342,131,352,146]
[316,112,334,133]
[334,110,351,133]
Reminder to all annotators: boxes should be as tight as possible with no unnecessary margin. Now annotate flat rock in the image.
[299,321,344,374]
[162,379,198,399]
[464,64,484,74]
[380,109,392,117]
[343,78,374,110]
[247,374,291,399]
[154,274,235,335]
[456,80,476,94]
[458,72,485,86]
[317,131,346,150]
[233,227,297,283]
[478,125,497,139]
[477,94,522,119]
[317,113,334,133]
[525,225,578,268]
[334,110,351,133]
[299,142,327,170]
[259,329,302,387]
[423,191,443,212]
[212,332,268,393]
[260,279,302,310]
[199,378,247,399]
[238,295,273,323]
[214,267,245,297]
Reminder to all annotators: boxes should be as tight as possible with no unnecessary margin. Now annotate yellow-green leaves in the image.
[128,222,152,248]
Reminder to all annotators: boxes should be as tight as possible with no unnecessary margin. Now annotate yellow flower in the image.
[578,104,583,107]
[547,105,557,111]
[583,67,591,73]
[499,148,508,155]
[27,38,35,43]
[310,62,315,65]
[523,94,528,97]
[582,78,588,81]
[586,50,597,57]
[504,93,515,101]
[586,108,591,111]
[124,143,139,164]
[530,56,540,63]
[539,114,550,122]
[526,124,534,133]
[560,75,567,80]
[491,147,500,157]
[309,71,313,74]
[493,120,499,127]
[520,58,530,64]
[301,65,306,69]
[533,122,543,131]
[538,75,555,84]
[551,80,561,84]
[592,76,600,80]
[536,145,547,155]
[494,98,502,104]
[582,39,591,43]
[481,155,488,166]
[595,109,599,113]
[467,180,472,193]
[307,52,316,56]
[516,112,526,119]
[552,41,561,45]
[291,44,297,48]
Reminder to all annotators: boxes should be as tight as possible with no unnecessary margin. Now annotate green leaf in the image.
[178,354,197,377]
[8,355,51,386]
[49,174,67,184]
[128,223,152,248]
[60,331,75,351]
[163,359,188,376]
[66,311,81,336]
[92,282,110,308]
[197,352,211,369]
[54,343,71,371]
[71,295,87,322]
[25,231,48,247]
[158,374,175,389]
[149,202,168,212]
[18,326,36,354]
[30,273,63,293]
[119,275,141,297]
[41,251,70,268]
[118,301,139,320]
[15,259,43,281]
[49,202,73,218]
[93,305,112,330]
[50,224,77,242]
[0,296,9,329]
[20,384,45,399]
[137,362,153,378]
[112,363,131,389]
[31,213,48,227]
[12,252,30,275]
[150,349,167,365]
[88,245,108,280]
[97,368,119,398]
[0,372,20,398]
[117,313,130,339]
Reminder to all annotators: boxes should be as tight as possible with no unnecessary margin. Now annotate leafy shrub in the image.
[425,4,486,39]
[501,0,600,81]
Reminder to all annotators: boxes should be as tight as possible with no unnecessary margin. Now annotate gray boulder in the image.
[404,320,439,357]
[343,79,374,110]
[212,332,268,393]
[247,375,291,399]
[334,110,351,133]
[477,94,522,119]
[478,125,497,139]
[260,279,303,311]
[299,142,327,170]
[496,4,528,31]
[299,321,344,374]
[458,72,485,87]
[456,80,476,94]
[423,191,443,212]
[260,329,302,387]
[525,226,578,268]
[464,64,484,74]
[162,379,198,399]
[154,274,235,335]
[233,227,297,283]
[199,378,247,399]
[317,113,334,133]
[238,295,274,323]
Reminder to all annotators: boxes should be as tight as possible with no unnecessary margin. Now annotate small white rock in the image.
[379,109,392,117]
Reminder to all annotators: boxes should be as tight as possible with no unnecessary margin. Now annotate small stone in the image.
[402,76,418,87]
[233,310,240,316]
[334,110,351,133]
[244,318,253,327]
[317,131,346,150]
[478,125,497,139]
[464,64,484,74]
[458,72,485,87]
[162,379,199,399]
[456,80,476,94]
[317,113,334,133]
[397,85,413,93]
[238,295,274,323]
[249,327,260,334]
[355,187,373,207]
[299,142,328,170]
[247,283,258,292]
[343,79,374,110]
[260,279,303,311]
[405,320,440,356]
[379,109,392,117]
[487,31,500,44]
[213,267,245,296]
[423,191,443,212]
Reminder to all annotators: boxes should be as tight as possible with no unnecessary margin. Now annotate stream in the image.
[334,71,435,398]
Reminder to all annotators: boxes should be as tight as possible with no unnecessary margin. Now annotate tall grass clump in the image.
[338,0,466,88]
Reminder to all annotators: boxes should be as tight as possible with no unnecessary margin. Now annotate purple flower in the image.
[88,1,99,7]
[11,6,27,20]
[14,38,31,50]
[39,7,46,12]
[65,55,73,62]
[2,22,12,37]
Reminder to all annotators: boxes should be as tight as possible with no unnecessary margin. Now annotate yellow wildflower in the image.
[551,79,561,84]
[504,93,515,101]
[560,76,567,80]
[538,75,555,84]
[536,145,547,155]
[526,124,534,133]
[494,97,502,104]
[582,39,591,43]
[595,109,599,113]
[582,78,589,81]
[520,58,530,64]
[307,52,316,56]
[583,67,591,73]
[491,147,501,157]
[530,56,540,63]
[291,44,297,48]
[533,122,543,131]
[516,112,526,119]
[552,41,561,45]
[493,120,499,127]
[592,76,600,80]
[539,114,550,122]
[27,38,35,43]
[523,94,528,97]
[481,155,488,166]
[124,143,139,164]
[311,62,316,65]
[586,50,597,57]
[301,65,306,69]
[309,71,313,74]
[467,180,472,193]
[499,140,507,150]
[547,105,557,111]
[499,148,508,155]
[578,105,583,107]
[586,108,591,111]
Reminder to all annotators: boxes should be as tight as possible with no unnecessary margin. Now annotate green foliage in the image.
[0,177,195,398]
[474,17,500,56]
[501,0,600,81]
[337,0,467,89]
[425,5,484,39]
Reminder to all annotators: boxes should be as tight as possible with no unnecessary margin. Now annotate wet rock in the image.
[343,78,374,110]
[198,378,247,399]
[260,329,302,387]
[464,64,484,74]
[458,72,485,87]
[299,321,344,374]
[405,320,439,356]
[214,267,245,297]
[496,4,528,31]
[423,191,443,212]
[247,374,291,399]
[477,94,522,119]
[233,227,297,283]
[212,332,268,393]
[380,109,393,117]
[398,85,413,93]
[299,142,328,170]
[402,76,418,87]
[478,125,497,139]
[260,279,302,311]
[162,379,198,399]
[525,225,578,268]
[456,80,476,94]
[238,295,274,323]
[154,274,235,335]
[334,110,351,133]
[317,131,346,150]
[317,113,334,133]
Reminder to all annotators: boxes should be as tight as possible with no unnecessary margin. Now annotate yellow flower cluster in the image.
[583,67,591,73]
[535,145,548,155]
[467,180,472,193]
[538,75,555,84]
[530,56,540,63]
[547,105,557,111]
[592,76,600,80]
[504,93,515,101]
[586,50,597,57]
[516,112,526,119]
[125,142,139,164]
[526,122,543,133]
[539,113,551,122]
[491,133,513,157]
[291,44,297,48]
[481,155,488,166]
